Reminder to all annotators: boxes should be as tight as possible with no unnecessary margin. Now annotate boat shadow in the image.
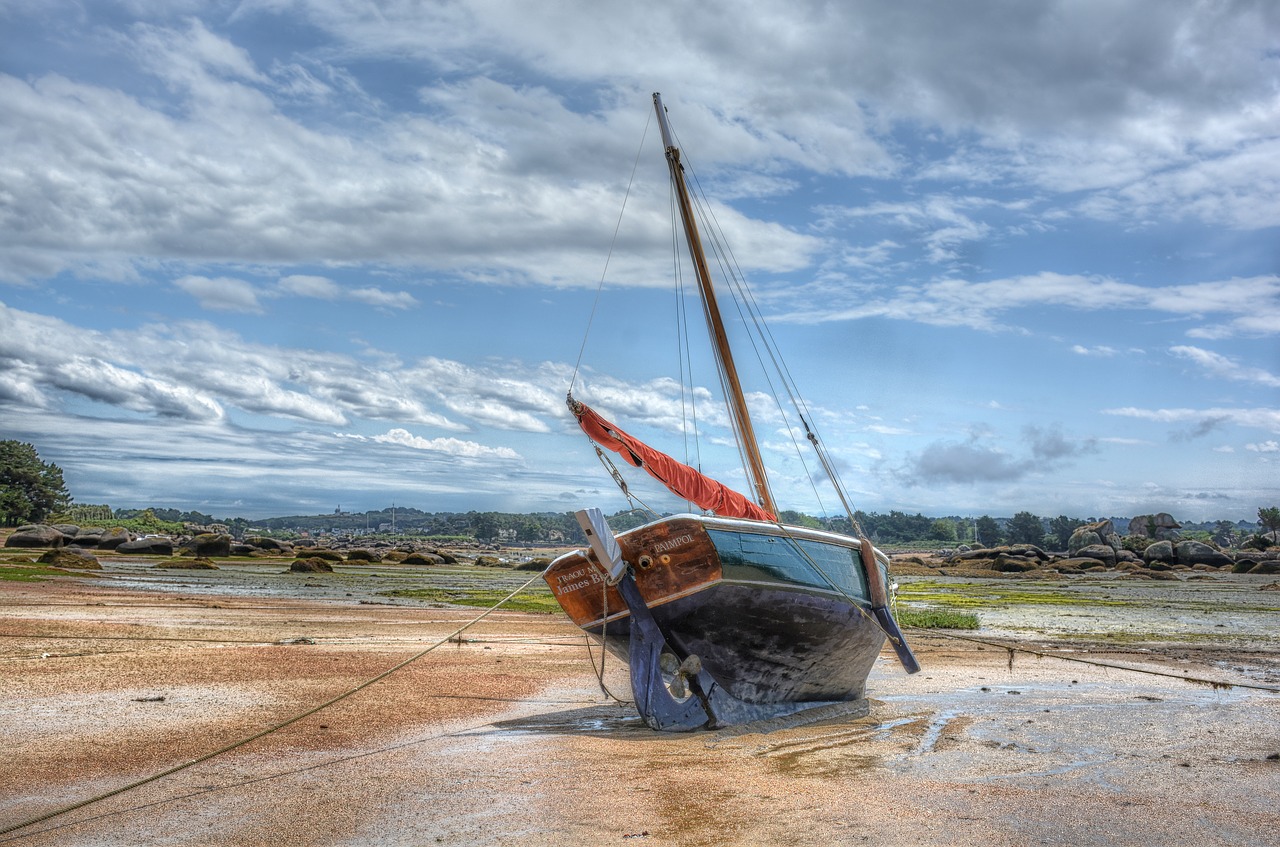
[485,702,655,738]
[484,698,875,740]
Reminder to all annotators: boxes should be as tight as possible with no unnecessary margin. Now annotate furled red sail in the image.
[568,396,775,523]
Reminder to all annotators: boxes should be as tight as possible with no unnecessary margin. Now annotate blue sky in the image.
[1,0,1277,523]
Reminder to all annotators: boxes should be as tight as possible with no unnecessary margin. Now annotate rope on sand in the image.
[909,627,1280,693]
[0,571,548,841]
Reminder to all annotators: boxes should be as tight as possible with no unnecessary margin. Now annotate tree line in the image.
[3,440,1278,548]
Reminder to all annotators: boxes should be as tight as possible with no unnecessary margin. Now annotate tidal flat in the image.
[1,555,1278,846]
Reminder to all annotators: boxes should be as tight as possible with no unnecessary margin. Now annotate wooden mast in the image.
[652,92,777,518]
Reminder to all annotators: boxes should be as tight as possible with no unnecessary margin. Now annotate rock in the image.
[116,537,175,556]
[1175,540,1233,568]
[988,554,1037,573]
[95,528,132,550]
[1143,540,1176,565]
[1128,513,1182,540]
[949,545,1048,563]
[402,552,445,566]
[345,549,382,562]
[38,548,100,569]
[1069,521,1119,556]
[1121,565,1179,580]
[191,533,232,557]
[71,527,106,547]
[5,525,67,548]
[1056,557,1108,571]
[1249,560,1280,575]
[245,537,295,553]
[290,557,334,573]
[157,557,219,569]
[51,523,81,538]
[1076,544,1117,568]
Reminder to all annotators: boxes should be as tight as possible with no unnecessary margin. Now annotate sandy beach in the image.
[2,563,1279,846]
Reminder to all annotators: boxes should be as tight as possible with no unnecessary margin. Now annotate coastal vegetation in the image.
[2,440,1275,551]
[0,441,70,526]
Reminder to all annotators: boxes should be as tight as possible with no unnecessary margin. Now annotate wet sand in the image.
[2,571,1279,846]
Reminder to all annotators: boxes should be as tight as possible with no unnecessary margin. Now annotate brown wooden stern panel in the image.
[543,517,721,628]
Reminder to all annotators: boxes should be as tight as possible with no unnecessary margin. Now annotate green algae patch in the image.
[895,579,1132,610]
[0,563,75,582]
[894,607,979,629]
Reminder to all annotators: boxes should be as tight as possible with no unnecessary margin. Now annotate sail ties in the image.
[567,393,775,523]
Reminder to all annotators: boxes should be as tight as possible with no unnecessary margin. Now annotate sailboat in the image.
[544,93,919,731]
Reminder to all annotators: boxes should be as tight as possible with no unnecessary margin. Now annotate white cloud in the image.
[348,287,419,310]
[774,273,1280,337]
[278,274,342,299]
[277,275,418,310]
[0,301,561,432]
[1103,407,1280,435]
[1071,345,1120,357]
[174,275,263,313]
[1170,345,1280,388]
[365,427,521,460]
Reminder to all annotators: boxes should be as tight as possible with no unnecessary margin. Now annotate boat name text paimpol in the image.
[652,533,694,555]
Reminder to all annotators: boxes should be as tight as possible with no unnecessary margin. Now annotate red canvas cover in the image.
[571,399,775,523]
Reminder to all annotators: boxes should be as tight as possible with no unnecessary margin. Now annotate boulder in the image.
[245,536,294,553]
[1128,513,1182,541]
[1056,557,1109,571]
[949,545,1048,563]
[158,557,219,570]
[51,523,81,538]
[1076,544,1117,568]
[191,533,232,558]
[95,528,132,550]
[402,552,445,566]
[345,548,382,563]
[117,537,175,556]
[71,527,107,547]
[1143,540,1176,565]
[290,557,334,573]
[1248,560,1280,575]
[1175,541,1233,568]
[5,525,67,548]
[1069,521,1119,556]
[1128,567,1181,581]
[38,548,100,569]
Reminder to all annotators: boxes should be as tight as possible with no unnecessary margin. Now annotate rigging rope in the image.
[674,126,863,532]
[569,109,652,395]
[0,571,549,840]
[908,626,1280,694]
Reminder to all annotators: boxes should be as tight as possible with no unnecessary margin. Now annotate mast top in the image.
[651,92,778,519]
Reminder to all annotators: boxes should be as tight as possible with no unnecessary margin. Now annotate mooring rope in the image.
[908,626,1280,693]
[0,571,549,840]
